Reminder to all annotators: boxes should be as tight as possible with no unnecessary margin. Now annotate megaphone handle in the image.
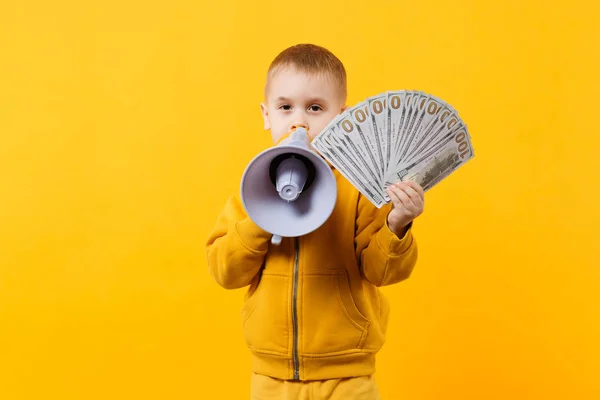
[271,235,282,245]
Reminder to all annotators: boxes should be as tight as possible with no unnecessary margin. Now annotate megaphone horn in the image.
[240,128,337,245]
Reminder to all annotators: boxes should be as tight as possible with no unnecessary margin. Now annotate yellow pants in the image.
[250,373,382,400]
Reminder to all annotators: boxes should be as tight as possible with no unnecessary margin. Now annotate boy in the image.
[205,44,425,399]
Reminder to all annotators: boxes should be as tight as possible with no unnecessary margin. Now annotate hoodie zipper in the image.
[292,236,300,380]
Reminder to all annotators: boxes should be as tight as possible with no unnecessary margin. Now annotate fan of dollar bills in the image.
[311,90,474,208]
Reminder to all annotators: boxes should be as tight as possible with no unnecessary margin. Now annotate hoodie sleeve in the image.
[354,193,418,287]
[205,196,273,289]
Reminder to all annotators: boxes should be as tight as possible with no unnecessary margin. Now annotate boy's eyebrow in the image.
[307,97,328,104]
[275,96,328,104]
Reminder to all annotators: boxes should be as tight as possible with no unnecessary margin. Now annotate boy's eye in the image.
[308,105,323,112]
[279,105,292,111]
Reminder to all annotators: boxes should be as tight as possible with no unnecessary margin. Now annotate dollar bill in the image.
[390,90,418,176]
[366,94,388,178]
[402,95,452,162]
[335,106,381,188]
[349,101,384,181]
[386,123,474,191]
[395,91,424,165]
[385,90,404,180]
[405,103,461,167]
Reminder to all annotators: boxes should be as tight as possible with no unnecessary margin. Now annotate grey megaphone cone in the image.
[240,128,337,244]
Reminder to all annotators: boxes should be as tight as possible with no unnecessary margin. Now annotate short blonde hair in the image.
[265,44,347,101]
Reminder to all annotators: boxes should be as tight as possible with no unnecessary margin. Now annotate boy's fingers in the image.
[394,183,418,207]
[403,180,424,199]
[387,185,406,207]
[399,184,422,208]
[392,184,415,209]
[386,187,401,207]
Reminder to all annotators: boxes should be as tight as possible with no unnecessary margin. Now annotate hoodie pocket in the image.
[301,270,370,355]
[241,272,290,355]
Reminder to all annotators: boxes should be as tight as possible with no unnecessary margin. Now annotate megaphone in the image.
[240,127,337,245]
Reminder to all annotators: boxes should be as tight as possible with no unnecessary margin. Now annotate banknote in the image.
[366,94,388,179]
[387,124,474,191]
[334,111,381,188]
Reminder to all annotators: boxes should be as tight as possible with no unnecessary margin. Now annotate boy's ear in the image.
[260,102,270,130]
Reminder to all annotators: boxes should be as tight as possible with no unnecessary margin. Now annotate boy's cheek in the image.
[271,125,290,144]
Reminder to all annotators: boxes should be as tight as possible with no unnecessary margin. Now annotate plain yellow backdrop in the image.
[1,0,599,399]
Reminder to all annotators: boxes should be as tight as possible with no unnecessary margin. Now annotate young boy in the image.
[206,44,425,399]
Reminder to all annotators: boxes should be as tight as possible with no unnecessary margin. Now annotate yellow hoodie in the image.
[205,168,418,381]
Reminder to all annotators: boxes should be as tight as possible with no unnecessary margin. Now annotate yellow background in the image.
[1,0,599,399]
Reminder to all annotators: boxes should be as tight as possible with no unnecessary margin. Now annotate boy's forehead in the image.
[266,67,343,102]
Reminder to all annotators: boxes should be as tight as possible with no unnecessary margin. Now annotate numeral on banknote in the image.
[427,101,439,115]
[341,120,353,132]
[372,99,384,114]
[355,109,367,123]
[455,130,471,159]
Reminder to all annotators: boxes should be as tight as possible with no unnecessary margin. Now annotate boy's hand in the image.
[385,180,425,238]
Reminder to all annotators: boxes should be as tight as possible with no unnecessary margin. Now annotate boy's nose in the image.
[290,123,308,132]
[290,114,308,132]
